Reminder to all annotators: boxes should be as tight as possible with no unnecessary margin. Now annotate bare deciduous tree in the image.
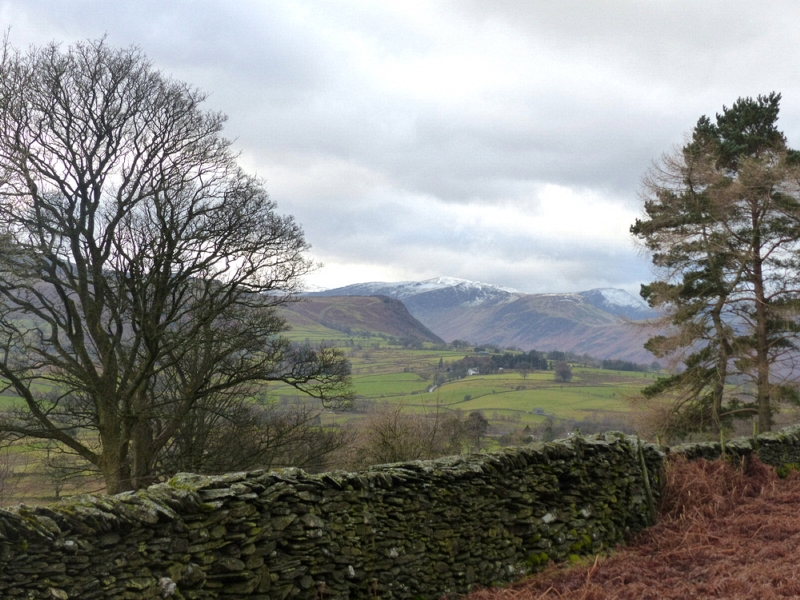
[158,393,349,476]
[464,410,488,451]
[0,39,352,493]
[554,361,573,382]
[337,403,465,469]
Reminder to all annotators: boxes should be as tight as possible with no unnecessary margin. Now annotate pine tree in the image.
[633,93,800,434]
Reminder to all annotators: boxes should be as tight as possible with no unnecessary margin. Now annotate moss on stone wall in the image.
[0,433,664,599]
[671,424,800,467]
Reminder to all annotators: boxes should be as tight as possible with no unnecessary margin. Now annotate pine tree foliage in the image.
[632,93,800,435]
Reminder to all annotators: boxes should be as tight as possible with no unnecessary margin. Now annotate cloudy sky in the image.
[2,1,800,295]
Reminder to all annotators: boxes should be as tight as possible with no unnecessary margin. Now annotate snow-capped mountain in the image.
[311,278,653,317]
[308,277,656,361]
[310,277,520,308]
[299,281,331,293]
[578,288,657,320]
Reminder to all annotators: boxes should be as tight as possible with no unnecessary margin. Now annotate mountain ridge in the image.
[282,295,443,344]
[307,277,657,361]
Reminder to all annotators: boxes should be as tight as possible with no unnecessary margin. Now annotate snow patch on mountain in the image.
[299,281,330,293]
[577,288,656,319]
[311,277,520,306]
[380,277,519,299]
[538,293,585,302]
[586,288,650,309]
[428,277,520,294]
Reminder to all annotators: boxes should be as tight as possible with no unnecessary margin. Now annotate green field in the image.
[267,324,656,432]
[0,324,655,430]
[0,325,658,505]
[351,368,646,422]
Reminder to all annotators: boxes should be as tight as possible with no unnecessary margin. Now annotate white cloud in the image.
[3,0,800,294]
[298,184,644,294]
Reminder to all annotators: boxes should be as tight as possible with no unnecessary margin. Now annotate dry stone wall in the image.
[0,433,662,599]
[672,423,800,467]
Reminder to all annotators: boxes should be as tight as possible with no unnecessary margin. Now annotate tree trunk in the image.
[131,419,157,490]
[97,441,131,495]
[751,230,772,432]
[711,307,729,433]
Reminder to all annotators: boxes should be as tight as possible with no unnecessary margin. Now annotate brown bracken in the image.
[465,456,800,600]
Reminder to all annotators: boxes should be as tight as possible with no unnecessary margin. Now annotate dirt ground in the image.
[466,456,800,600]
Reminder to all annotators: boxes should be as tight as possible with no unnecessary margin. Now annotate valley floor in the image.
[467,457,800,600]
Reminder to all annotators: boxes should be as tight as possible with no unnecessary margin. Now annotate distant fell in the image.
[578,288,658,320]
[282,295,444,343]
[310,277,655,361]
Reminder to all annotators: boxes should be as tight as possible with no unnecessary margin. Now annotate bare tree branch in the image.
[0,38,352,493]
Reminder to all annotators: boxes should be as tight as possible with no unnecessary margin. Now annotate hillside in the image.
[310,278,655,362]
[578,288,658,320]
[281,295,444,343]
[415,294,653,362]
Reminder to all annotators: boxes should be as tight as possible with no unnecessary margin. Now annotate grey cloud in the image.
[36,1,791,203]
[10,1,668,201]
[2,1,799,292]
[296,191,647,294]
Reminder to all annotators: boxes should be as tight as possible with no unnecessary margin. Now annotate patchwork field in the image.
[0,324,658,506]
[270,326,657,431]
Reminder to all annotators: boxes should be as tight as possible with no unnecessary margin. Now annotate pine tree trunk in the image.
[751,229,772,432]
[711,307,729,432]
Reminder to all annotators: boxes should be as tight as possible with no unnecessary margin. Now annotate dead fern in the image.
[464,455,800,600]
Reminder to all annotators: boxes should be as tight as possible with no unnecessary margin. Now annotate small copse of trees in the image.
[554,361,573,382]
[446,350,549,380]
[601,359,651,373]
